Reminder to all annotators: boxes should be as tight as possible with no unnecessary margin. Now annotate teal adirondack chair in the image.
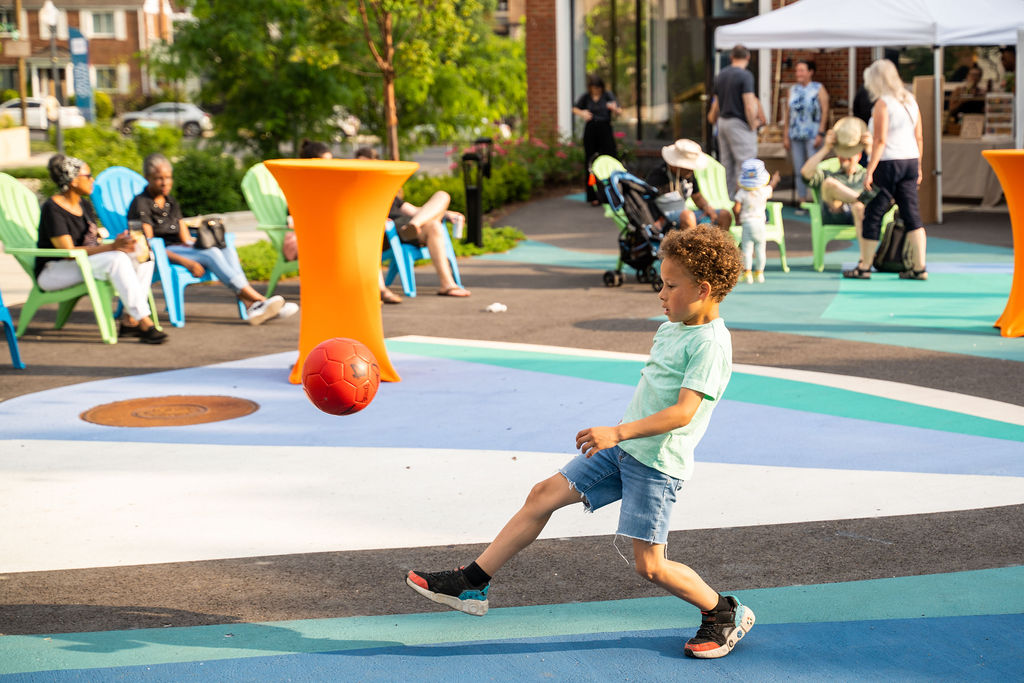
[240,162,297,297]
[801,157,896,272]
[0,286,25,368]
[0,172,119,343]
[690,154,789,272]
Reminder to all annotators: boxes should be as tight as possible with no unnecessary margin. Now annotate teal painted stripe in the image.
[476,239,615,270]
[386,340,1024,442]
[726,373,1024,443]
[2,566,1021,675]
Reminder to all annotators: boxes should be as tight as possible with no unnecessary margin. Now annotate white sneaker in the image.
[756,271,765,283]
[276,302,299,319]
[247,295,285,326]
[743,271,753,284]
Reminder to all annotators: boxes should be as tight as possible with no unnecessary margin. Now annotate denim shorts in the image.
[559,445,683,544]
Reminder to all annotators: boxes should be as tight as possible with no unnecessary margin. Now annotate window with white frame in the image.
[91,11,115,37]
[94,66,117,92]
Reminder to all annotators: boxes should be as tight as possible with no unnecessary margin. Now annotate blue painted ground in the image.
[3,567,1022,681]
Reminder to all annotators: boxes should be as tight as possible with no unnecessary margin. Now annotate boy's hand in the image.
[576,426,620,458]
[824,129,837,149]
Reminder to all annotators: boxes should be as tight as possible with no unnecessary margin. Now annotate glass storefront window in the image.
[573,0,754,146]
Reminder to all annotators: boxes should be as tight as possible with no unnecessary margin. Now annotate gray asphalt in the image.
[0,193,1020,635]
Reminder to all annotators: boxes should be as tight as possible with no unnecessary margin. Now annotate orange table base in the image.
[265,159,418,383]
[982,150,1024,337]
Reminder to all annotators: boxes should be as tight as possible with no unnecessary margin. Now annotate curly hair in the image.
[659,225,743,302]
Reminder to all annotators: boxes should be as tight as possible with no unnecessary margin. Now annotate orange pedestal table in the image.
[265,159,418,383]
[982,150,1024,337]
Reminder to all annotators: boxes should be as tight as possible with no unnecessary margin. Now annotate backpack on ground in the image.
[873,209,913,272]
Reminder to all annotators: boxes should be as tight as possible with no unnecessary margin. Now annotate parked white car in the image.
[119,102,213,137]
[0,98,87,130]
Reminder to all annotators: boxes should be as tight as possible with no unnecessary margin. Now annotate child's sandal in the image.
[842,264,872,279]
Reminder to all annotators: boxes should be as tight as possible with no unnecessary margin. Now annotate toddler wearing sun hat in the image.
[733,159,780,284]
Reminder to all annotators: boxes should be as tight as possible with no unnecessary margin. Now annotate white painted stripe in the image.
[390,336,1024,425]
[3,441,1023,573]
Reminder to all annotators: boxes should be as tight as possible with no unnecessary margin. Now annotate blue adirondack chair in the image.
[0,287,25,369]
[382,219,463,298]
[93,166,247,327]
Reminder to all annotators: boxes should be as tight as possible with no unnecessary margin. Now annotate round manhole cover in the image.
[81,395,259,427]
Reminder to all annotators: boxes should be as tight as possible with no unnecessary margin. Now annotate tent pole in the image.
[848,47,856,117]
[1017,28,1024,150]
[934,45,943,225]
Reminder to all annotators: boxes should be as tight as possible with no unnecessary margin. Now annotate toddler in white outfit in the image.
[733,159,780,283]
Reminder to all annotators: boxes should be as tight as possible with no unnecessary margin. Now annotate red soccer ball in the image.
[301,338,381,415]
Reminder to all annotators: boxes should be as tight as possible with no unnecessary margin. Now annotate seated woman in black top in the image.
[35,155,167,343]
[128,153,297,325]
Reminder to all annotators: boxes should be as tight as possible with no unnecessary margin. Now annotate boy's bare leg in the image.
[632,540,718,610]
[475,473,584,576]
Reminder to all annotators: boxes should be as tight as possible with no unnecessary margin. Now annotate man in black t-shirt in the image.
[709,45,763,200]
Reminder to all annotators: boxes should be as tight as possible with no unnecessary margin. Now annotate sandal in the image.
[899,268,928,280]
[842,264,872,279]
[381,289,402,304]
[437,286,471,297]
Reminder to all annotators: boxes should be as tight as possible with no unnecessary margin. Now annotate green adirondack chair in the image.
[689,154,789,272]
[0,172,118,343]
[801,157,896,272]
[240,162,297,297]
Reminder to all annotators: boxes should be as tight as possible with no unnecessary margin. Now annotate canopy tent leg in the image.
[934,46,943,225]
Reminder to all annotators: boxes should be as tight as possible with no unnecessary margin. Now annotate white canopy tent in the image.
[714,0,1024,223]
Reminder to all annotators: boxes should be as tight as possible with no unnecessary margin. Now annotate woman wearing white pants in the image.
[35,155,167,343]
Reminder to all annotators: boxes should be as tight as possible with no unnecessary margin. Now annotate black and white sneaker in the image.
[683,596,755,659]
[246,295,285,325]
[406,568,489,616]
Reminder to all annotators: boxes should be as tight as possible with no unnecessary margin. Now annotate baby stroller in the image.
[589,154,667,291]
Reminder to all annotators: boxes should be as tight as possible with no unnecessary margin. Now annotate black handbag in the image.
[191,217,227,250]
[873,209,912,273]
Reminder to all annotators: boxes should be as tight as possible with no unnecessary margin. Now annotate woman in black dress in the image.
[573,74,620,205]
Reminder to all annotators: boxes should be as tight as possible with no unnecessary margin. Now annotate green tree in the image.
[323,0,515,159]
[158,0,347,157]
[149,0,525,159]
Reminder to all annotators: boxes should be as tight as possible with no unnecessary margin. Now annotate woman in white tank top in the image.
[844,59,928,280]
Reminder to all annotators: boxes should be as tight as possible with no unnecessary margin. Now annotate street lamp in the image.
[39,0,63,154]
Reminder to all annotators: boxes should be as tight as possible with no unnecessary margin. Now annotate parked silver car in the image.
[0,98,87,130]
[119,102,213,137]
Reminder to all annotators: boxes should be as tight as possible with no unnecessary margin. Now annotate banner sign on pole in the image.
[68,28,94,123]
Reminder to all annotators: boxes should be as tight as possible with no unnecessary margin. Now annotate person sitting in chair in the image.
[35,155,167,343]
[129,153,297,325]
[646,139,732,231]
[356,146,470,298]
[800,116,879,265]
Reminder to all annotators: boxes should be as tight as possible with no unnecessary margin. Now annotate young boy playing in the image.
[406,225,751,659]
[733,158,781,284]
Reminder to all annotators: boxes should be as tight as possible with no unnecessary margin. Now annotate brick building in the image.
[0,0,173,107]
[524,0,875,151]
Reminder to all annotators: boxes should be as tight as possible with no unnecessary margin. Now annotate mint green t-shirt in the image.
[618,317,732,480]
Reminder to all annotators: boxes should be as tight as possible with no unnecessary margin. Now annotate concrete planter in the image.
[0,126,31,165]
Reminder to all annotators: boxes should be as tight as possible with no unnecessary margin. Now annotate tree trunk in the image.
[381,11,399,160]
[359,1,400,160]
[383,70,399,160]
